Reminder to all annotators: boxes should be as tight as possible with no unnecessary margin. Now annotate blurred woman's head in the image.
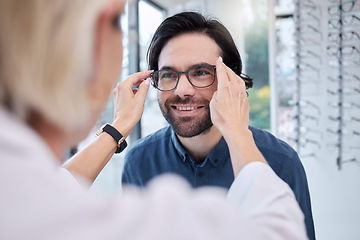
[0,0,125,145]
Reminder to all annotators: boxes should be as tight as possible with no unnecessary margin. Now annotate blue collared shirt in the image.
[122,125,315,240]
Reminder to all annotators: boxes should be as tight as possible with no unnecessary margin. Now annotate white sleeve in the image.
[227,162,308,240]
[115,163,308,240]
[3,159,307,240]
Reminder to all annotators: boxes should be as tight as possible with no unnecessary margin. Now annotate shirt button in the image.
[198,171,204,177]
[214,159,219,164]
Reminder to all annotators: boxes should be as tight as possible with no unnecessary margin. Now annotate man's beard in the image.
[158,96,213,138]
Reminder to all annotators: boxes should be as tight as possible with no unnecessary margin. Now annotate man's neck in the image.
[177,126,222,163]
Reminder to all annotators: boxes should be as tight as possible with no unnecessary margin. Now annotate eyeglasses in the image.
[328,14,360,29]
[328,0,360,16]
[327,87,360,95]
[151,64,216,92]
[297,0,320,11]
[328,30,360,42]
[328,59,360,68]
[328,72,360,82]
[296,23,322,36]
[326,45,360,57]
[296,61,320,77]
[329,115,360,123]
[296,49,322,63]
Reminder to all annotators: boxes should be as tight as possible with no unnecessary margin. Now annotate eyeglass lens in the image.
[152,64,216,91]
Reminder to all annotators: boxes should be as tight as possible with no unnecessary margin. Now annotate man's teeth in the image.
[177,106,195,111]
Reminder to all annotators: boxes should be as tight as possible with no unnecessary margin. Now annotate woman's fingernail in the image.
[219,56,223,62]
[145,77,151,85]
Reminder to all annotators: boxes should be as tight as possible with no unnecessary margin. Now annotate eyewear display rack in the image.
[291,0,360,170]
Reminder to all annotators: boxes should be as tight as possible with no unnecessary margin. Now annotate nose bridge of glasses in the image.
[177,70,195,88]
[172,71,197,95]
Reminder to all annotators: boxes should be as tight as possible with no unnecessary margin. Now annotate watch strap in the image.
[96,123,127,153]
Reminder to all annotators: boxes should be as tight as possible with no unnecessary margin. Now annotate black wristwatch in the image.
[96,123,127,153]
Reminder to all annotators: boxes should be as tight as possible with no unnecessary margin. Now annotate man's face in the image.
[157,33,221,138]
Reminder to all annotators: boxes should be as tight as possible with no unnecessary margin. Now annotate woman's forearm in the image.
[63,132,117,184]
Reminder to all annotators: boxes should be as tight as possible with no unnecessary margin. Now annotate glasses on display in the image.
[292,113,320,124]
[299,137,322,148]
[298,0,321,11]
[328,14,360,29]
[289,99,321,113]
[296,23,323,37]
[298,126,323,137]
[343,71,360,81]
[327,128,360,138]
[328,101,360,108]
[296,49,323,62]
[328,0,360,16]
[327,143,360,152]
[329,115,360,123]
[328,59,360,67]
[298,11,321,23]
[299,36,322,51]
[328,30,360,42]
[151,64,216,92]
[328,72,360,81]
[296,62,320,76]
[327,87,360,95]
[326,44,360,56]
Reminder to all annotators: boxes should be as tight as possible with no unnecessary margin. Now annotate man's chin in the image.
[172,122,213,138]
[161,105,213,138]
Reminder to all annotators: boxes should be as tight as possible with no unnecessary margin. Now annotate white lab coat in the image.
[0,106,307,240]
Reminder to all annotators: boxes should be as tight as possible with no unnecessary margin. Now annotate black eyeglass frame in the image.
[151,64,217,92]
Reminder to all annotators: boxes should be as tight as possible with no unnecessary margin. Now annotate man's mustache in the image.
[166,96,209,105]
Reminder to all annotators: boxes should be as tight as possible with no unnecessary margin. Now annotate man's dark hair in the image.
[147,11,253,89]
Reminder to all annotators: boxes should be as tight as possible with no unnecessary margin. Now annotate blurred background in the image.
[75,0,360,239]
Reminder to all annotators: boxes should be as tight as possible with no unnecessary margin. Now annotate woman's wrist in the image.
[224,128,267,177]
[111,118,133,139]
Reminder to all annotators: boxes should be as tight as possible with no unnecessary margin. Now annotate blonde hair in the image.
[0,0,107,130]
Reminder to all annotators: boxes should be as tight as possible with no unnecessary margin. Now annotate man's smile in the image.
[171,104,205,116]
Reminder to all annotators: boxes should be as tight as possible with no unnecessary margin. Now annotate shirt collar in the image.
[170,128,188,162]
[170,128,230,166]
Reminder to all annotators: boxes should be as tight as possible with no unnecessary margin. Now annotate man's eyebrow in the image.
[159,66,175,71]
[159,62,213,71]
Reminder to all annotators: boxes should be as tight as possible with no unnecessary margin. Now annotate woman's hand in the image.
[210,57,267,177]
[63,71,151,184]
[112,70,152,138]
[210,57,250,138]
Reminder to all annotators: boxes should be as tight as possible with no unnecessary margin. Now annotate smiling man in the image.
[156,34,219,141]
[122,12,315,240]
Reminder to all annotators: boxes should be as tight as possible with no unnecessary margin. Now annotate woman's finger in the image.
[134,78,151,102]
[215,56,230,95]
[124,70,153,85]
[222,63,247,93]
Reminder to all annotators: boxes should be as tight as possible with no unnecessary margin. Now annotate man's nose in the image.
[174,74,196,97]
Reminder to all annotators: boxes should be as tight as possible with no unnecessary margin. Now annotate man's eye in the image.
[160,72,177,80]
[193,70,211,76]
